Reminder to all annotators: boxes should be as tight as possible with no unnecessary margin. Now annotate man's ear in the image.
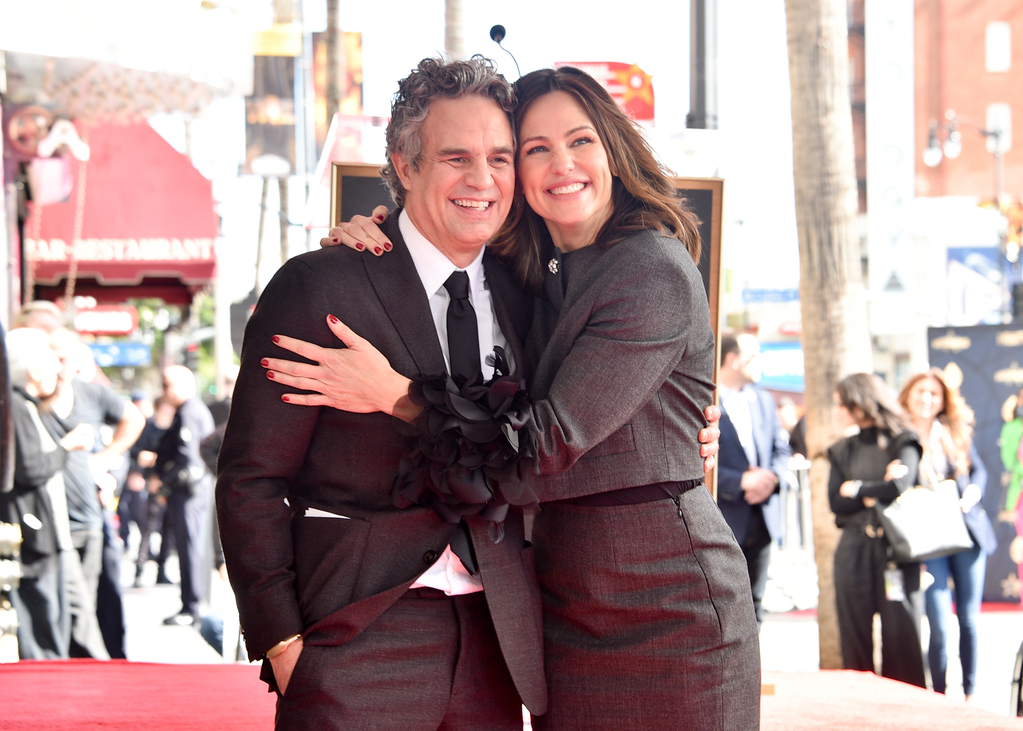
[393,152,413,192]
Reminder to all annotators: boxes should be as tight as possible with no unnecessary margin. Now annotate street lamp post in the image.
[923,109,1014,320]
[923,109,1005,199]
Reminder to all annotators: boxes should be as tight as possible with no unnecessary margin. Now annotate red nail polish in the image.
[261,359,269,367]
[267,371,275,379]
[331,237,340,244]
[272,336,280,344]
[383,241,392,251]
[355,242,365,251]
[374,214,384,222]
[282,395,290,403]
[328,314,339,324]
[374,247,382,255]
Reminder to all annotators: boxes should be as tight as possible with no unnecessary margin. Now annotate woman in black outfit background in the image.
[828,373,926,688]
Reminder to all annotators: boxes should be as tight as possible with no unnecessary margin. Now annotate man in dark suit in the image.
[153,365,215,626]
[216,57,546,730]
[716,333,792,626]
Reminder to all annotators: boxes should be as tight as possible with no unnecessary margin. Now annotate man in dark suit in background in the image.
[216,57,546,730]
[716,333,792,626]
[152,365,215,627]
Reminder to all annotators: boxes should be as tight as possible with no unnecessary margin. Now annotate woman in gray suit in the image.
[265,67,760,730]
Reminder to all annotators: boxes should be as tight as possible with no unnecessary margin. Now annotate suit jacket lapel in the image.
[363,214,447,378]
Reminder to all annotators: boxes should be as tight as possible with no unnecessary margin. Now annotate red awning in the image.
[27,122,217,304]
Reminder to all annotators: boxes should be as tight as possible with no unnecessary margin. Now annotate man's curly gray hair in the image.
[381,56,516,207]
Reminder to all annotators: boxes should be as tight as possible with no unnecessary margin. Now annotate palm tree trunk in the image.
[326,0,341,126]
[279,177,290,266]
[445,0,464,60]
[784,0,873,670]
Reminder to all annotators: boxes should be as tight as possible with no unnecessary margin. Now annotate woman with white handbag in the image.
[899,370,997,701]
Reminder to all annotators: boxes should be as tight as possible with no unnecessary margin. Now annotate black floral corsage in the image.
[391,347,538,543]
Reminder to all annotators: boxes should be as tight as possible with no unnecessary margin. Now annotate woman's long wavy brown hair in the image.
[898,369,974,477]
[489,66,702,293]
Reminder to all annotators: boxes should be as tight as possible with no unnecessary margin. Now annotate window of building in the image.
[986,22,1011,72]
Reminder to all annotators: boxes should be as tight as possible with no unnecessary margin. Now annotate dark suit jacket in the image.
[717,386,791,544]
[215,215,546,714]
[156,396,215,495]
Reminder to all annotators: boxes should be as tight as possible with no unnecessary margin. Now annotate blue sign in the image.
[742,289,800,304]
[90,342,151,368]
[757,341,804,392]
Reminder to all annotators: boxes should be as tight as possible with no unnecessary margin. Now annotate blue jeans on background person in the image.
[925,544,986,696]
[200,612,223,656]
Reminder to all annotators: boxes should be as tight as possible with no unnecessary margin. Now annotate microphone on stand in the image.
[489,24,522,78]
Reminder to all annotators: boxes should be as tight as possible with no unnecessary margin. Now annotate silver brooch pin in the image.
[548,258,559,274]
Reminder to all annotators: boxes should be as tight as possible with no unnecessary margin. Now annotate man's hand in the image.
[740,467,778,505]
[59,423,94,451]
[269,636,304,695]
[700,405,720,473]
[147,475,167,505]
[126,471,146,493]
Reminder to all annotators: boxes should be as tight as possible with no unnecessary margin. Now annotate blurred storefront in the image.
[2,52,230,315]
[23,121,218,306]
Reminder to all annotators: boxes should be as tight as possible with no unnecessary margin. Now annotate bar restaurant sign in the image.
[28,236,216,286]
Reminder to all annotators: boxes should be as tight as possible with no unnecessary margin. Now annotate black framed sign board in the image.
[329,162,723,333]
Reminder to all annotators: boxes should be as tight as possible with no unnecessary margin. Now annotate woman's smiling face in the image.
[516,91,614,251]
[906,376,944,421]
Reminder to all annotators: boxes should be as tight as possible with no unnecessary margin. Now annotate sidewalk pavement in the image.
[120,547,1023,720]
[759,547,1023,718]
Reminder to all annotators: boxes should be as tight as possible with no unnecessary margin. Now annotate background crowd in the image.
[0,296,1009,707]
[1,300,235,660]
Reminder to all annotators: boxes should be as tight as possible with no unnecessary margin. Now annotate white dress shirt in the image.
[399,210,513,381]
[720,384,758,467]
[399,210,512,595]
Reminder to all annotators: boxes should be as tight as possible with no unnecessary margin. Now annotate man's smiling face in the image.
[395,95,516,267]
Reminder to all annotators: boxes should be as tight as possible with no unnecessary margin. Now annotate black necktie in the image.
[443,270,481,385]
[442,270,480,575]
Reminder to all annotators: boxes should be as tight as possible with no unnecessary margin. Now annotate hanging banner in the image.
[244,24,301,177]
[311,31,364,161]
[554,61,654,122]
[928,324,1023,603]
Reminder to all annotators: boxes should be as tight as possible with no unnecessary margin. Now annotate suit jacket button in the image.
[423,550,439,564]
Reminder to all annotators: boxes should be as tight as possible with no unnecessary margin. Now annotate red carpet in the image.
[0,660,276,730]
[3,662,1023,729]
[762,670,1023,730]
